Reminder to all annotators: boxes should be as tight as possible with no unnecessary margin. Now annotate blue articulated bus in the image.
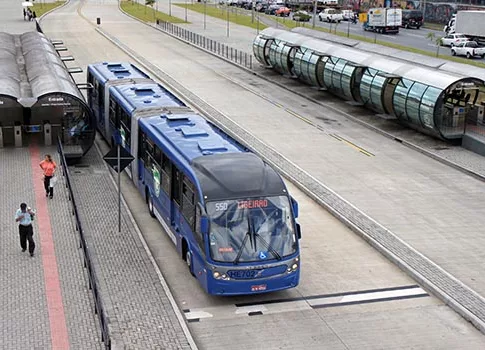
[87,62,154,144]
[87,62,302,295]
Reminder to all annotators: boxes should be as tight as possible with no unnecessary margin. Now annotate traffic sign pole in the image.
[103,144,135,233]
[118,144,121,233]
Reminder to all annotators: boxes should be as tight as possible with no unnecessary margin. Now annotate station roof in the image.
[0,31,86,106]
[290,27,485,86]
[110,82,185,113]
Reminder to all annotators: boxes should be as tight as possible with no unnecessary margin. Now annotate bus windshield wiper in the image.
[233,231,250,265]
[254,233,282,261]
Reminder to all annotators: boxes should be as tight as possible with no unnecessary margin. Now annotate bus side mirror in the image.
[198,203,209,235]
[296,223,301,240]
[200,216,209,235]
[290,196,299,218]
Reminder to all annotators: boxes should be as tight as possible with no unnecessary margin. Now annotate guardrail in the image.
[57,137,111,349]
[156,20,253,70]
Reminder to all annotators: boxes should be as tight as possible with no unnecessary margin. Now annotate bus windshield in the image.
[206,196,297,263]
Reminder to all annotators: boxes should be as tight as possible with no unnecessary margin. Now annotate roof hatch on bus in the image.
[133,88,155,96]
[198,140,227,152]
[181,126,209,137]
[164,114,191,121]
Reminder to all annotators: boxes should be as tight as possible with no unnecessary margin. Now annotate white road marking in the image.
[185,310,214,321]
[235,305,268,315]
[307,287,427,308]
[184,286,429,321]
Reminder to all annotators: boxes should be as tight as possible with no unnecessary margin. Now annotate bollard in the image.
[44,121,52,146]
[96,17,101,25]
[14,122,22,147]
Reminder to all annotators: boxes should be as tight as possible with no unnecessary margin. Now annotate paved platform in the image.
[69,143,195,349]
[0,145,102,350]
[47,0,485,333]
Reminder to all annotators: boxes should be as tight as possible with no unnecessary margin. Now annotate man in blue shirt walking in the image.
[15,203,36,257]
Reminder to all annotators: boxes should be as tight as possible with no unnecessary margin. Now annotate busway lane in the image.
[39,1,485,348]
[93,136,483,350]
[86,9,485,303]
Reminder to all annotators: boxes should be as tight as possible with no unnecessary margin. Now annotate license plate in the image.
[251,284,267,292]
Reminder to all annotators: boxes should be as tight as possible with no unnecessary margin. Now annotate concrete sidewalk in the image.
[0,146,102,349]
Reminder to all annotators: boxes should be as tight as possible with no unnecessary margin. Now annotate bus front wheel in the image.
[183,241,195,277]
[147,192,155,218]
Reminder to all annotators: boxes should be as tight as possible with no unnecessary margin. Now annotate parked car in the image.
[275,6,291,17]
[293,10,311,22]
[318,8,343,23]
[265,4,283,15]
[440,33,469,46]
[255,1,269,12]
[401,9,423,29]
[451,41,485,58]
[341,10,354,21]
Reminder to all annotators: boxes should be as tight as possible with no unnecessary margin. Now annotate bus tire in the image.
[147,191,156,218]
[183,240,195,276]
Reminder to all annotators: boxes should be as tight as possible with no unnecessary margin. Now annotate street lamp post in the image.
[169,0,172,17]
[227,5,230,37]
[185,0,188,22]
[204,0,207,30]
[312,0,317,28]
[257,10,260,34]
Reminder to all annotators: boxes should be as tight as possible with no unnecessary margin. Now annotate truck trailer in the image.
[363,8,402,34]
[454,11,485,45]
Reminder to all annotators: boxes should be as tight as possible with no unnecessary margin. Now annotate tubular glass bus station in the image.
[253,28,485,141]
[0,31,94,158]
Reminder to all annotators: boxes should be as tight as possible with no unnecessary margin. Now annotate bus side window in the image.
[120,109,131,146]
[138,130,146,162]
[172,167,182,206]
[161,153,171,195]
[194,204,205,253]
[181,177,196,230]
[145,138,154,170]
[109,97,118,127]
[98,81,104,109]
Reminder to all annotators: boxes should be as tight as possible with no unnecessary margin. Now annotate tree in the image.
[145,0,155,15]
[427,32,442,57]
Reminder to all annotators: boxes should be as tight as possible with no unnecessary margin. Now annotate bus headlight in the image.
[213,271,231,280]
[287,262,299,273]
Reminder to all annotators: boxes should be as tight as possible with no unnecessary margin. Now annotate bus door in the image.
[171,166,182,232]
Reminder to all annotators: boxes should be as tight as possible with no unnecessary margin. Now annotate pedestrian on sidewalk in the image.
[40,154,57,199]
[15,203,36,257]
[23,8,26,21]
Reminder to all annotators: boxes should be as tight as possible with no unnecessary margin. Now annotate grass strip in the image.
[32,1,66,17]
[121,0,187,23]
[176,3,267,30]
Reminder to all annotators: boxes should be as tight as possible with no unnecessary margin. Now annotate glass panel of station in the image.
[360,68,391,114]
[0,95,23,147]
[323,57,360,101]
[293,48,327,88]
[435,80,481,139]
[268,40,297,76]
[253,35,272,67]
[31,93,95,157]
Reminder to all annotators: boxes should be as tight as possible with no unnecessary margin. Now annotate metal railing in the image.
[57,137,111,349]
[156,20,253,70]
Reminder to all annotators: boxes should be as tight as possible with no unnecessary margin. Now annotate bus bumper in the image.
[207,271,300,296]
